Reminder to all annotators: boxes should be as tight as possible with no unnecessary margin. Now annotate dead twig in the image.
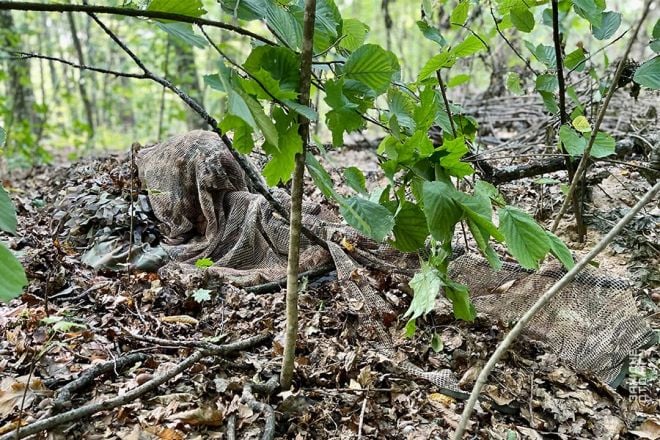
[1,333,270,440]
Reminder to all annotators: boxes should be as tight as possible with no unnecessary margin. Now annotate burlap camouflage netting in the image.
[137,130,655,396]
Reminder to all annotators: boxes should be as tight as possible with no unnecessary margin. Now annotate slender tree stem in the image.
[280,0,317,391]
[0,1,274,45]
[550,0,653,234]
[551,0,585,240]
[454,180,660,439]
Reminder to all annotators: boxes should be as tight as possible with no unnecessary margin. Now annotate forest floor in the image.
[0,92,659,439]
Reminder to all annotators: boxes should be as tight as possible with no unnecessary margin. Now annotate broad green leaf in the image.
[505,72,524,95]
[443,278,475,321]
[431,333,443,352]
[510,7,535,33]
[305,153,337,199]
[564,48,586,71]
[535,74,558,92]
[282,100,319,121]
[572,115,592,133]
[404,263,442,320]
[654,19,660,39]
[262,109,302,186]
[651,40,660,54]
[499,206,551,270]
[633,57,660,90]
[0,243,27,302]
[324,79,365,146]
[545,231,575,269]
[0,126,5,147]
[387,88,416,133]
[572,0,604,27]
[391,201,429,252]
[539,91,558,114]
[265,1,303,50]
[417,20,446,46]
[309,0,343,52]
[438,137,474,178]
[343,44,400,94]
[0,186,17,234]
[243,46,300,99]
[590,131,616,158]
[418,52,455,81]
[147,0,206,17]
[219,0,265,20]
[340,18,369,51]
[154,22,207,48]
[422,181,462,243]
[219,115,254,154]
[447,74,470,88]
[451,1,470,26]
[559,125,586,156]
[339,196,394,241]
[451,34,486,58]
[525,42,556,68]
[344,167,368,195]
[592,11,621,40]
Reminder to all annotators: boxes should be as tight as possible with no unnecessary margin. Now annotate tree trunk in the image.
[67,11,95,140]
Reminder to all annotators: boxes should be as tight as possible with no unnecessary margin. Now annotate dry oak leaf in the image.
[0,375,52,416]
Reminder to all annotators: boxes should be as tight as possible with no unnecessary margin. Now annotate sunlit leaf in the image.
[499,206,551,270]
[590,131,616,158]
[339,196,394,241]
[0,243,26,302]
[343,44,400,94]
[572,115,592,133]
[0,186,17,235]
[545,231,574,270]
[340,18,369,51]
[592,11,621,40]
[633,56,660,90]
[390,201,429,252]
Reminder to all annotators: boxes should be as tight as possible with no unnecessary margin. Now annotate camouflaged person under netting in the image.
[134,130,655,397]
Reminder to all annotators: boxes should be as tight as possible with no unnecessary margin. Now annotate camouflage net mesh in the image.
[136,130,655,396]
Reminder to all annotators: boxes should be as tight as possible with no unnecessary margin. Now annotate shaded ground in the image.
[0,90,658,439]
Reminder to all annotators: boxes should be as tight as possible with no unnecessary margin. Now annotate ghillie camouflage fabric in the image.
[136,130,655,396]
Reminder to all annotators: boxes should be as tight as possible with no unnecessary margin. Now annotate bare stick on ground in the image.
[550,0,653,234]
[280,0,317,391]
[453,180,660,439]
[1,333,270,440]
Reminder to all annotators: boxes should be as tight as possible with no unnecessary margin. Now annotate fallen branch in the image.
[246,263,335,294]
[51,352,148,413]
[241,383,277,440]
[0,1,274,45]
[453,180,660,439]
[1,333,270,440]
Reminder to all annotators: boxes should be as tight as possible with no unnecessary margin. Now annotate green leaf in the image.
[430,333,443,352]
[404,263,442,321]
[654,19,660,39]
[305,153,337,200]
[572,115,592,133]
[564,48,586,71]
[343,44,400,94]
[633,56,660,90]
[192,288,212,302]
[525,42,556,68]
[0,186,17,234]
[282,100,319,121]
[391,201,429,252]
[545,231,575,269]
[559,125,586,156]
[592,11,621,40]
[154,22,206,48]
[499,206,551,270]
[443,278,475,321]
[505,72,524,95]
[451,1,470,26]
[262,110,303,186]
[451,34,486,58]
[422,181,462,243]
[195,258,214,268]
[0,126,5,147]
[265,2,303,50]
[0,243,27,302]
[590,131,616,158]
[340,19,370,51]
[418,52,455,81]
[404,319,417,338]
[651,40,660,54]
[309,0,343,53]
[324,79,366,146]
[535,74,558,92]
[447,74,470,88]
[339,196,395,241]
[573,0,604,27]
[243,46,301,100]
[387,88,416,133]
[147,0,206,17]
[417,20,446,46]
[219,115,254,154]
[41,316,86,333]
[510,7,535,33]
[539,91,559,114]
[438,137,474,178]
[219,0,265,20]
[344,167,368,195]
